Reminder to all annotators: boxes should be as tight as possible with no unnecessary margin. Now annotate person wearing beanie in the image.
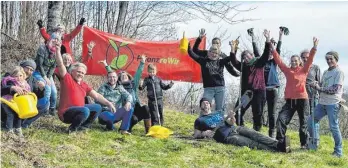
[36,18,86,59]
[19,59,50,128]
[307,50,344,158]
[1,59,49,129]
[192,98,291,153]
[33,32,60,116]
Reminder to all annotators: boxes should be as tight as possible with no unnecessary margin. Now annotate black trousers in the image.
[276,99,309,146]
[148,98,163,126]
[129,102,151,131]
[225,126,279,151]
[235,89,266,131]
[264,88,278,133]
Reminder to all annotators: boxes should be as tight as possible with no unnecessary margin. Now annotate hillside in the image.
[1,110,347,168]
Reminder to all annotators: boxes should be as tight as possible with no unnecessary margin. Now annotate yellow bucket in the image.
[146,125,173,139]
[179,32,189,54]
[13,93,38,119]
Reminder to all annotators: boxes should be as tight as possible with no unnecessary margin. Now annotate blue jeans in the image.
[203,86,225,113]
[33,71,57,109]
[307,103,342,156]
[98,107,134,131]
[63,104,102,129]
[22,97,50,128]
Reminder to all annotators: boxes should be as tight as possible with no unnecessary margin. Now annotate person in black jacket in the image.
[249,27,284,137]
[231,29,271,131]
[139,64,174,126]
[192,28,240,113]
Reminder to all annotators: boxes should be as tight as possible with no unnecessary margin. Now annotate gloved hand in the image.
[37,20,43,28]
[79,18,86,25]
[280,26,289,35]
[247,28,254,36]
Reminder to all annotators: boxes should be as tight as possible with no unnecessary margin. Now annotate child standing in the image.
[139,64,174,126]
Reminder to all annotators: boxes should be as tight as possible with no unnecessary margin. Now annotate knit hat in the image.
[326,51,339,62]
[20,59,36,70]
[200,97,211,107]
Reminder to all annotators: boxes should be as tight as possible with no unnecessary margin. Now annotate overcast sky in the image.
[177,1,348,86]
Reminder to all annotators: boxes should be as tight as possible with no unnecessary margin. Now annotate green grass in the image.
[1,110,347,168]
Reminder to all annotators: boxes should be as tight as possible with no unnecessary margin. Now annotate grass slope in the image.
[1,110,347,168]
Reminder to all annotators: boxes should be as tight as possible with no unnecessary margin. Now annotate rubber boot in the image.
[144,119,152,134]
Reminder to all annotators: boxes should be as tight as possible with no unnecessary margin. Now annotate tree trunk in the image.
[47,1,63,34]
[115,1,129,36]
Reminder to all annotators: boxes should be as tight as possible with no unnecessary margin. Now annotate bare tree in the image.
[47,1,63,34]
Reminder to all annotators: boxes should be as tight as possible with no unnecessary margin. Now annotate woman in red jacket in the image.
[36,18,86,58]
[272,37,319,149]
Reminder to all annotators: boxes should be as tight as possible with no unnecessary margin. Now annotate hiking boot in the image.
[144,119,152,134]
[67,125,78,134]
[49,108,57,116]
[331,152,342,158]
[277,136,291,153]
[120,130,131,135]
[14,128,24,138]
[300,145,308,150]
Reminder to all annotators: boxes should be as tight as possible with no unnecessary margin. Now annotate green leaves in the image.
[109,39,118,52]
[110,54,128,69]
[108,39,129,69]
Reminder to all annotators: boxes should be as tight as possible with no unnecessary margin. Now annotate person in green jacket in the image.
[98,55,151,133]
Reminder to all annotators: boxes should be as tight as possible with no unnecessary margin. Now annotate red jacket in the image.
[272,47,317,99]
[39,25,83,57]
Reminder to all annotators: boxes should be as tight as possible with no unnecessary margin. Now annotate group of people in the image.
[1,18,174,138]
[0,19,345,158]
[189,28,344,157]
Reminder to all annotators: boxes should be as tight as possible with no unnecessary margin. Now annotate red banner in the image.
[82,27,206,83]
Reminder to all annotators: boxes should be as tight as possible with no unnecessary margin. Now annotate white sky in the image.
[177,1,348,86]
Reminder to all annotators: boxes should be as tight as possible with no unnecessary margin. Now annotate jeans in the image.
[33,71,57,109]
[22,97,50,128]
[276,99,309,146]
[203,86,226,113]
[225,126,278,151]
[148,99,164,125]
[98,107,134,131]
[307,103,342,156]
[235,89,266,131]
[1,103,21,129]
[63,104,102,129]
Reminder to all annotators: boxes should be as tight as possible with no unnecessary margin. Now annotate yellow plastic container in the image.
[13,93,38,119]
[179,32,189,54]
[0,98,20,114]
[146,125,174,139]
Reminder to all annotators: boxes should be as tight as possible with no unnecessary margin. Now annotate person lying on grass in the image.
[193,98,291,153]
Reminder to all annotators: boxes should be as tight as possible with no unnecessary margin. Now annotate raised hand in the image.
[141,54,146,63]
[263,29,271,42]
[87,41,96,52]
[79,18,86,25]
[37,20,43,28]
[199,28,206,38]
[313,37,319,48]
[229,40,238,53]
[98,60,108,66]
